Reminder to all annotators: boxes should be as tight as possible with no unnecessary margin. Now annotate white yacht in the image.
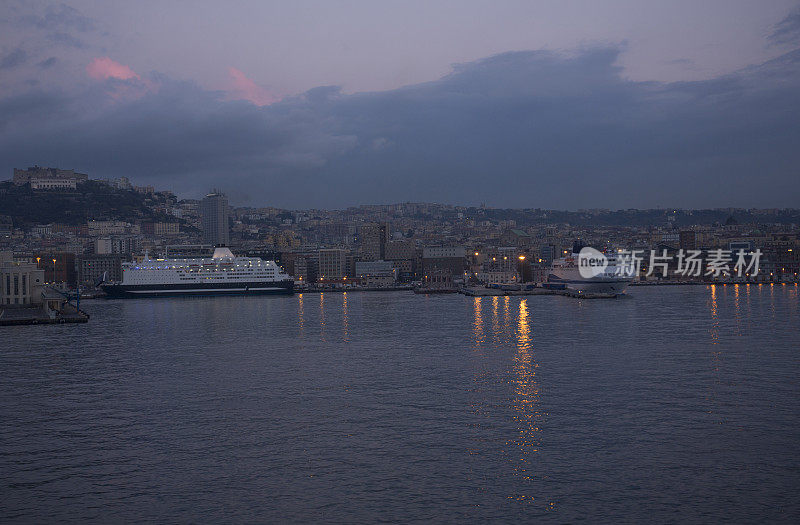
[101,247,293,298]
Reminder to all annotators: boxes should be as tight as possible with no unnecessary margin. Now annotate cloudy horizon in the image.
[1,0,799,209]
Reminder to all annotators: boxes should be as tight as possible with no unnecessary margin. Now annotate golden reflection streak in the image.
[492,295,499,335]
[504,295,510,330]
[707,285,723,422]
[733,284,742,336]
[709,285,719,345]
[509,299,545,505]
[473,297,484,346]
[342,292,349,342]
[297,293,304,334]
[319,292,326,340]
[769,280,776,323]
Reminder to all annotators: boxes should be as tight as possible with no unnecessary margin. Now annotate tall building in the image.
[359,222,390,261]
[201,190,230,246]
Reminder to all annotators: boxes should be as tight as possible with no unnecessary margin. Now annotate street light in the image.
[52,258,56,284]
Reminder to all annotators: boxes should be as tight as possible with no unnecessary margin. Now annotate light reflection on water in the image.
[508,299,546,506]
[472,297,484,346]
[1,287,798,522]
[342,292,349,343]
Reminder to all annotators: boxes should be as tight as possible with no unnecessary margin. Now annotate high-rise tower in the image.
[200,190,230,246]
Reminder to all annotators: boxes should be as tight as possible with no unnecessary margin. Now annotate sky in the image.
[1,0,799,209]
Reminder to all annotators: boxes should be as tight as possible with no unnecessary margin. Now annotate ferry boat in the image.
[101,247,294,298]
[548,248,635,295]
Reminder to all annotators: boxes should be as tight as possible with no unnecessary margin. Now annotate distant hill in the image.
[0,180,177,226]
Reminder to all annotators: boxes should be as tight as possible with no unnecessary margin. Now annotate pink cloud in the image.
[225,67,279,106]
[86,57,140,81]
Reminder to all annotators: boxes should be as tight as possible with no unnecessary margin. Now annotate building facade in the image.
[12,166,88,186]
[359,222,389,261]
[1,255,45,305]
[422,246,466,277]
[77,254,123,286]
[318,249,348,282]
[355,260,397,287]
[201,191,230,246]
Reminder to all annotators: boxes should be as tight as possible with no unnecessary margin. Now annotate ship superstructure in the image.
[101,247,293,298]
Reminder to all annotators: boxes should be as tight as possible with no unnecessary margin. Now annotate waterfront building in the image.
[421,268,455,291]
[1,254,45,305]
[201,190,230,246]
[33,252,76,286]
[478,247,523,283]
[422,246,466,277]
[318,248,348,282]
[77,254,124,286]
[294,257,309,282]
[384,239,418,281]
[761,233,800,282]
[355,260,397,287]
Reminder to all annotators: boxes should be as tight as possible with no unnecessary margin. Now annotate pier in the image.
[459,285,620,299]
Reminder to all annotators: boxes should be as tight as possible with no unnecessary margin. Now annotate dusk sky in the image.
[1,0,799,208]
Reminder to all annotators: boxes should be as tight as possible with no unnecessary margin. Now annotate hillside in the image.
[0,181,177,226]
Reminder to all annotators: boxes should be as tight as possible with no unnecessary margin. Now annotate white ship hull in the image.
[549,254,634,295]
[101,247,294,299]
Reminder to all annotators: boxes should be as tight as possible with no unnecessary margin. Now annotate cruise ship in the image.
[101,247,294,298]
[548,246,635,295]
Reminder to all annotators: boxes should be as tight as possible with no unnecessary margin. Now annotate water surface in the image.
[1,285,798,522]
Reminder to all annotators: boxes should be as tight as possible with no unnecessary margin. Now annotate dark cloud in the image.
[46,31,87,49]
[769,7,800,46]
[0,48,27,69]
[18,2,96,33]
[1,46,799,209]
[37,56,58,68]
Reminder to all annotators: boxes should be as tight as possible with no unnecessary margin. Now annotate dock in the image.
[0,288,90,326]
[459,286,620,299]
[0,304,89,325]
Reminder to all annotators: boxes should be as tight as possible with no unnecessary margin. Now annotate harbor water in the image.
[1,285,798,522]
